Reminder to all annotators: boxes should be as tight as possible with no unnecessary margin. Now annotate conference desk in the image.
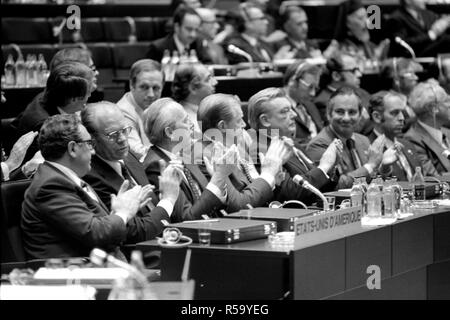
[137,206,450,300]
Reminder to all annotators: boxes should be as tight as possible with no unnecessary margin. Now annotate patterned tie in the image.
[80,180,99,203]
[396,149,413,182]
[346,139,362,169]
[120,162,137,188]
[239,159,253,183]
[183,166,202,202]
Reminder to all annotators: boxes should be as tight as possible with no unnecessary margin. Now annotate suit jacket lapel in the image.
[303,100,324,130]
[185,164,208,190]
[124,153,149,186]
[418,125,450,170]
[91,155,124,191]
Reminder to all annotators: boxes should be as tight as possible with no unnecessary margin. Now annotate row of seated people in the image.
[1,45,449,263]
[145,0,450,67]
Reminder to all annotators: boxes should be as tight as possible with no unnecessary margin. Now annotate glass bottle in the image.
[4,54,15,87]
[412,167,426,203]
[390,176,403,216]
[383,178,394,218]
[14,53,27,87]
[37,53,48,86]
[367,178,382,218]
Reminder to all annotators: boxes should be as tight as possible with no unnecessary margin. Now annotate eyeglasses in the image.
[297,78,316,90]
[249,16,267,21]
[89,64,97,73]
[202,19,217,24]
[104,126,132,142]
[75,139,95,150]
[340,67,361,74]
[400,72,418,80]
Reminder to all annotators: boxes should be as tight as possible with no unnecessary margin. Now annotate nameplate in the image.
[294,206,362,238]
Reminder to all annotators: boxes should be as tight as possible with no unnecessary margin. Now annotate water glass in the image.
[325,196,336,211]
[198,226,211,246]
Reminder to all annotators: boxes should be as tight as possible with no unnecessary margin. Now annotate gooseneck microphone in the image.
[292,175,330,210]
[227,44,253,63]
[90,248,148,286]
[395,36,416,59]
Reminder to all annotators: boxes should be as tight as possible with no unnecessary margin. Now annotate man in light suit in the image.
[21,114,148,260]
[307,86,396,188]
[404,82,450,176]
[81,101,180,242]
[368,91,422,181]
[116,59,163,160]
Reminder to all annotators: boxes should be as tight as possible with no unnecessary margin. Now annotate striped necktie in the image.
[239,159,253,183]
[183,166,202,202]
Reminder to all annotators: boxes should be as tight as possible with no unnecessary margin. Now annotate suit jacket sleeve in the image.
[225,177,274,213]
[146,41,163,62]
[34,178,127,250]
[125,206,170,243]
[404,136,440,177]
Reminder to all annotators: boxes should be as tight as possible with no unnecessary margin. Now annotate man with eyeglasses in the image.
[21,114,150,261]
[283,61,324,148]
[315,52,373,134]
[225,4,274,64]
[404,82,450,176]
[81,102,182,243]
[196,7,229,65]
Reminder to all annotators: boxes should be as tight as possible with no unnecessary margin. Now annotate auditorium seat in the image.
[1,179,31,263]
[103,17,137,43]
[111,42,150,79]
[2,18,53,44]
[135,17,169,42]
[51,17,105,44]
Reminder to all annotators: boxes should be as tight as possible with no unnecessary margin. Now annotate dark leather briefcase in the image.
[168,218,276,244]
[225,207,317,232]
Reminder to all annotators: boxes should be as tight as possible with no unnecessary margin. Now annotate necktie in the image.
[183,166,202,202]
[255,42,271,62]
[293,147,311,172]
[80,180,99,202]
[396,149,413,182]
[239,160,253,183]
[120,162,137,188]
[346,139,362,169]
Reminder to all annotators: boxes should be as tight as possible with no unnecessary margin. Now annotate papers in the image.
[361,216,397,227]
[0,285,96,300]
[33,267,129,285]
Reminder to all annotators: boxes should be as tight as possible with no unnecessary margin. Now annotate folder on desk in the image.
[169,218,276,244]
[225,208,317,232]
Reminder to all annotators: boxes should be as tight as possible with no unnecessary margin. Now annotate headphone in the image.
[393,57,400,89]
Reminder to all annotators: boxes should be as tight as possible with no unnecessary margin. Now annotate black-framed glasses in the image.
[249,16,267,21]
[297,78,316,91]
[75,139,95,150]
[104,126,132,142]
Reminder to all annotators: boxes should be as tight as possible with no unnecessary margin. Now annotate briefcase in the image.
[225,208,317,232]
[168,218,276,244]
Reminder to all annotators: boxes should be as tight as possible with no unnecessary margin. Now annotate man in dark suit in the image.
[315,52,373,135]
[197,93,292,209]
[389,0,450,57]
[142,98,233,219]
[247,87,341,203]
[21,114,148,260]
[225,4,274,64]
[273,6,321,60]
[283,61,324,149]
[81,101,181,243]
[146,6,212,64]
[368,91,422,181]
[404,82,450,176]
[307,86,395,189]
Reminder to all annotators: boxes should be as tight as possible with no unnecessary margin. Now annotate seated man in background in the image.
[368,91,422,181]
[404,82,450,176]
[196,7,229,65]
[283,61,324,148]
[438,54,450,94]
[147,6,212,64]
[389,0,450,57]
[307,86,396,189]
[142,98,233,220]
[225,3,274,64]
[81,101,181,243]
[273,5,323,60]
[21,114,149,261]
[117,59,163,161]
[315,52,372,134]
[247,87,341,204]
[171,63,217,137]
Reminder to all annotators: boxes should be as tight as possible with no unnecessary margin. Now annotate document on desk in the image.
[0,285,96,300]
[33,267,129,285]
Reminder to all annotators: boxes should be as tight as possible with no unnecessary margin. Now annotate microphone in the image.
[292,175,329,210]
[443,150,450,160]
[90,248,148,286]
[227,44,253,63]
[395,36,416,59]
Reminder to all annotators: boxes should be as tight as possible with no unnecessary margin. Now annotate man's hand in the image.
[318,138,343,173]
[137,184,155,210]
[22,150,44,178]
[367,135,385,170]
[111,182,142,223]
[261,136,291,177]
[159,165,182,204]
[431,16,450,38]
[4,131,38,172]
[381,146,398,166]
